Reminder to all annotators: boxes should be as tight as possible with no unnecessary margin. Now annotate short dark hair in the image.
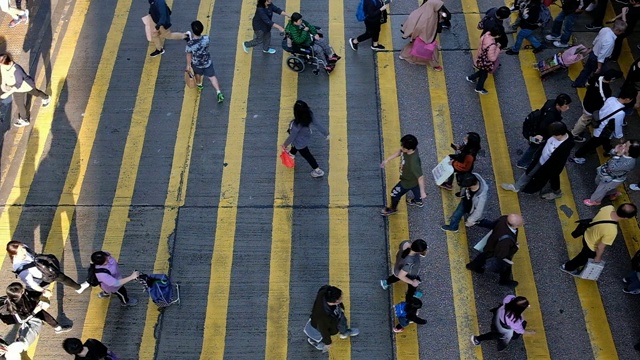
[628,140,640,158]
[459,173,479,187]
[191,20,204,36]
[617,203,638,218]
[405,297,423,310]
[401,134,418,150]
[90,251,108,266]
[620,86,638,101]
[496,6,511,19]
[290,12,302,22]
[555,93,572,106]
[488,26,502,37]
[257,0,267,8]
[548,121,568,136]
[62,338,84,355]
[324,286,342,303]
[410,239,428,253]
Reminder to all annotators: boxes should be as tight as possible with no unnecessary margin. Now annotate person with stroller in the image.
[284,12,340,72]
[90,251,139,307]
[242,0,289,54]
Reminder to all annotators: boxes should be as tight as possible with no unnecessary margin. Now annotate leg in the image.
[523,31,542,49]
[514,164,540,190]
[475,70,489,91]
[476,331,498,342]
[591,0,609,27]
[574,136,602,158]
[405,278,419,301]
[113,286,130,304]
[446,201,467,231]
[337,312,348,334]
[314,37,334,58]
[208,76,221,92]
[245,30,265,48]
[511,29,531,52]
[611,33,627,61]
[467,69,482,81]
[312,43,328,64]
[151,28,164,50]
[12,92,28,120]
[386,275,401,284]
[356,21,377,44]
[159,26,187,41]
[563,239,596,271]
[27,88,48,99]
[498,264,515,284]
[574,53,598,87]
[370,21,381,45]
[54,272,81,291]
[572,112,592,137]
[408,185,421,200]
[560,13,577,45]
[389,182,410,210]
[589,175,618,202]
[261,31,272,51]
[467,252,488,272]
[548,173,561,193]
[601,137,613,154]
[516,143,540,168]
[626,271,640,291]
[297,147,319,170]
[34,311,58,328]
[550,12,566,37]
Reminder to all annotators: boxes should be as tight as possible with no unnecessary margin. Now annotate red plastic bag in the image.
[280,149,295,168]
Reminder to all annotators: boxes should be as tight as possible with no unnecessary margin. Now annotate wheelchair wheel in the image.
[286,56,305,72]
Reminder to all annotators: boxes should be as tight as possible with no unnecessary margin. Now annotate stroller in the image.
[535,44,591,78]
[137,273,180,309]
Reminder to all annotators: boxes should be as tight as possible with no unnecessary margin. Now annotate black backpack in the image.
[86,264,111,287]
[14,253,61,283]
[522,109,543,140]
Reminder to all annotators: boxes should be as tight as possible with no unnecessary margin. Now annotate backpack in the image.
[537,5,552,27]
[522,109,543,140]
[356,0,366,21]
[570,219,617,238]
[477,8,495,30]
[14,253,61,283]
[86,264,111,287]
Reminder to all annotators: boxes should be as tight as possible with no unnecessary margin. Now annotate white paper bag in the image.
[580,259,605,280]
[473,230,492,252]
[432,156,454,185]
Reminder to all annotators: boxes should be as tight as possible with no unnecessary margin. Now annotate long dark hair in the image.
[293,100,313,127]
[460,132,481,156]
[257,0,268,8]
[504,296,529,322]
[401,239,428,258]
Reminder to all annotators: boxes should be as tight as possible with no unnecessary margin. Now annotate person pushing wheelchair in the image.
[285,12,341,72]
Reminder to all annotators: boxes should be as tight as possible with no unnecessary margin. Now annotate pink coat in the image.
[474,32,501,67]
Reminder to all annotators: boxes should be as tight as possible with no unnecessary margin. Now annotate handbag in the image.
[280,148,295,168]
[431,156,454,185]
[579,259,605,280]
[570,219,617,238]
[141,15,155,42]
[410,37,437,60]
[184,70,196,89]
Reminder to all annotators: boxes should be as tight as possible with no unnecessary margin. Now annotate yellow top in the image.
[584,205,618,251]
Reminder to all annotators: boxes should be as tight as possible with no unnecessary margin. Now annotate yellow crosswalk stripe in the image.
[199,0,254,357]
[138,0,215,358]
[264,0,299,358]
[377,18,419,359]
[462,1,552,357]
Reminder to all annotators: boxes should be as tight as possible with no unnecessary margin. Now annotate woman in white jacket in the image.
[441,172,488,232]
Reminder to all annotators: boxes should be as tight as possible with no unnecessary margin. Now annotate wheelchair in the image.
[281,33,336,75]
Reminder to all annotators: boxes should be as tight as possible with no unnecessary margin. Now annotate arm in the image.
[396,269,420,287]
[452,155,474,172]
[380,149,402,168]
[417,175,427,199]
[100,271,139,288]
[288,25,310,45]
[282,124,300,148]
[466,194,487,226]
[593,241,607,262]
[186,53,193,69]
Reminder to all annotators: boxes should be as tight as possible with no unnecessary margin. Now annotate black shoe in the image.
[571,82,585,88]
[506,49,519,55]
[466,263,484,274]
[407,199,424,208]
[349,38,358,51]
[532,46,544,54]
[573,135,586,143]
[585,24,603,31]
[499,280,519,288]
[371,44,386,51]
[150,48,165,57]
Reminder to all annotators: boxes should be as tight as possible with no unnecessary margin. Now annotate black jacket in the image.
[519,3,541,30]
[148,0,171,30]
[583,76,612,114]
[480,8,508,48]
[484,216,519,260]
[252,3,283,33]
[364,0,385,23]
[561,0,581,14]
[536,100,563,138]
[522,134,574,193]
[309,285,344,345]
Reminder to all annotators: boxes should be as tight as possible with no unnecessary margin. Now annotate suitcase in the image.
[580,259,605,280]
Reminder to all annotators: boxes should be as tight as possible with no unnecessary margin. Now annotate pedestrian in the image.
[4,282,72,334]
[147,0,188,57]
[440,132,482,190]
[0,54,51,128]
[90,251,139,307]
[561,203,637,275]
[398,0,444,71]
[506,0,545,55]
[380,134,427,216]
[583,140,640,206]
[503,122,574,200]
[572,20,626,88]
[571,87,637,164]
[570,69,622,143]
[392,297,427,333]
[610,0,640,61]
[622,57,640,110]
[0,0,28,28]
[585,0,609,31]
[304,285,359,353]
[285,12,341,71]
[242,0,289,54]
[62,337,118,359]
[380,239,428,300]
[470,295,536,351]
[478,6,511,49]
[281,100,329,178]
[349,0,389,51]
[2,317,42,360]
[6,241,89,295]
[518,94,571,169]
[545,0,584,48]
[466,214,524,288]
[185,20,224,103]
[466,27,503,95]
[441,172,488,232]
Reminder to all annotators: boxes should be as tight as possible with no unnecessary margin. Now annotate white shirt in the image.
[539,136,567,165]
[594,97,625,139]
[12,253,44,290]
[593,27,617,63]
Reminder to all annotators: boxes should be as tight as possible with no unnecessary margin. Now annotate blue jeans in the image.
[625,271,640,292]
[512,28,542,52]
[574,52,598,87]
[447,201,467,231]
[516,143,540,168]
[550,11,577,44]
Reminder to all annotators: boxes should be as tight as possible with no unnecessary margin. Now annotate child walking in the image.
[392,297,427,333]
[185,20,224,102]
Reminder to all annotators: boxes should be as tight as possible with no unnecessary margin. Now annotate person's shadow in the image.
[23,0,52,93]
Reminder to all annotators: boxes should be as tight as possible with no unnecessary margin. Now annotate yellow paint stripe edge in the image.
[199,0,253,357]
[377,16,419,359]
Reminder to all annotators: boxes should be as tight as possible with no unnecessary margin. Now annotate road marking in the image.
[199,0,253,357]
[264,0,299,358]
[462,0,551,357]
[327,0,350,359]
[138,0,214,358]
[377,17,419,359]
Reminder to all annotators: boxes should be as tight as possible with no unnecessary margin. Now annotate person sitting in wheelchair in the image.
[285,12,341,71]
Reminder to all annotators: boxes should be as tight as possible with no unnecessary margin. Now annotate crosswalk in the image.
[0,0,639,358]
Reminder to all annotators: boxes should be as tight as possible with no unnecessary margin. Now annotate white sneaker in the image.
[545,34,561,41]
[42,96,51,107]
[570,157,586,164]
[76,281,90,294]
[501,183,518,192]
[630,184,640,191]
[13,118,29,128]
[22,9,29,24]
[339,328,359,339]
[97,291,110,298]
[553,41,569,48]
[311,168,324,178]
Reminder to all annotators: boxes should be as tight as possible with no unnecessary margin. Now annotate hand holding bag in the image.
[184,70,196,89]
[280,146,295,168]
[432,156,454,185]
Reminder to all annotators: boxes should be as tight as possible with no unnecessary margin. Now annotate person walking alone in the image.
[281,100,329,178]
[185,20,224,103]
[545,0,583,48]
[0,54,50,128]
[63,338,119,359]
[398,0,445,71]
[441,173,488,232]
[349,0,389,51]
[147,0,188,57]
[440,132,481,190]
[506,0,545,55]
[380,239,428,300]
[583,140,640,206]
[304,285,359,353]
[242,0,289,54]
[471,295,535,351]
[467,27,502,95]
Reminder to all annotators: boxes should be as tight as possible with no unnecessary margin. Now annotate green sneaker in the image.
[217,92,224,103]
[197,83,204,91]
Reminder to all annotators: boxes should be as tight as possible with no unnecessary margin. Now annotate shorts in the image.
[192,63,216,77]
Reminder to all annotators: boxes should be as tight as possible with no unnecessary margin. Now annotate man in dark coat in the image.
[466,214,524,288]
[304,285,359,353]
[479,6,511,48]
[242,0,289,54]
[147,0,188,57]
[503,122,574,200]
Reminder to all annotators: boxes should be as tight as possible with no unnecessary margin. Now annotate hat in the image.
[603,69,623,81]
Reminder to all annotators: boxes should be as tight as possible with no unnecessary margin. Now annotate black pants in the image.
[564,239,597,271]
[477,320,526,351]
[386,275,420,301]
[113,286,130,304]
[468,253,513,284]
[589,0,609,27]
[290,146,318,169]
[41,272,82,291]
[611,31,630,61]
[35,310,59,328]
[574,136,611,158]
[356,20,381,44]
[13,88,49,120]
[468,69,489,91]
